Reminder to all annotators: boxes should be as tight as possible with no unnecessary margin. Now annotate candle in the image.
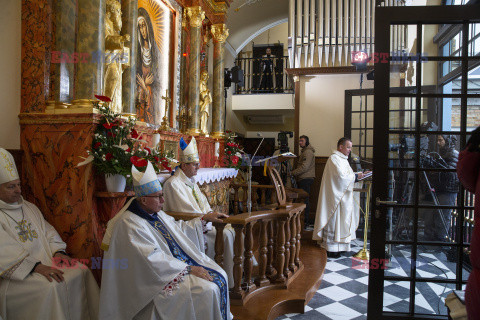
[152,133,161,148]
[215,142,220,157]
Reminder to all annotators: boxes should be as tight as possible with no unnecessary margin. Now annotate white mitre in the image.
[179,137,199,163]
[101,161,162,251]
[132,161,162,197]
[0,148,19,184]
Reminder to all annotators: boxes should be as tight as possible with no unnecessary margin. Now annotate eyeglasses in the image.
[144,194,164,199]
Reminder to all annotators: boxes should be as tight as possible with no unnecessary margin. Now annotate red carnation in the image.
[126,147,131,152]
[103,122,116,129]
[144,147,151,155]
[154,156,159,162]
[231,155,239,165]
[131,129,139,139]
[94,142,101,149]
[227,150,231,155]
[105,153,113,161]
[107,131,116,137]
[94,95,112,102]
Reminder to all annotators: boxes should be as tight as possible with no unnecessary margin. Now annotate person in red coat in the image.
[457,126,480,320]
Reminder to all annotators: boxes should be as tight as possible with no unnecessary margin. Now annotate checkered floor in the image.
[276,240,468,320]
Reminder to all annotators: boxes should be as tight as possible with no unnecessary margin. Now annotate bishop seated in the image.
[163,137,237,286]
[100,161,232,320]
[0,148,99,320]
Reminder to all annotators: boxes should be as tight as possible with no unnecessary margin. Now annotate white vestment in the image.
[99,202,232,320]
[163,168,235,287]
[0,198,99,320]
[313,151,360,252]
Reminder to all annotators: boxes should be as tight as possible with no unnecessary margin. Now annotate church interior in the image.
[1,0,480,319]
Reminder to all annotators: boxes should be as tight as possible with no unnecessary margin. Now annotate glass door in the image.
[368,5,480,319]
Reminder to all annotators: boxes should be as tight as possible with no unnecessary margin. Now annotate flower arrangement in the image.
[78,95,169,177]
[224,130,242,169]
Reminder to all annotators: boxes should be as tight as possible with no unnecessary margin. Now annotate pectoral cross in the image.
[160,90,171,131]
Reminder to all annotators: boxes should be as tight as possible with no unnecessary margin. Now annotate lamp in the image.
[351,50,370,72]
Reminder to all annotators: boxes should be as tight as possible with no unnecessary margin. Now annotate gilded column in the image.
[202,26,211,73]
[178,11,188,132]
[211,24,229,139]
[121,0,137,115]
[72,0,106,108]
[186,6,205,136]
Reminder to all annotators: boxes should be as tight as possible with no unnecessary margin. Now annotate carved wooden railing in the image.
[165,202,306,306]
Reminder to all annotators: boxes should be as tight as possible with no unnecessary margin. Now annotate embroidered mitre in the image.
[179,137,200,163]
[0,148,19,184]
[132,161,162,197]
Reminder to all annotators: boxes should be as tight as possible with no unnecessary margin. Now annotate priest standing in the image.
[100,161,232,320]
[312,138,371,258]
[163,137,236,286]
[0,148,99,319]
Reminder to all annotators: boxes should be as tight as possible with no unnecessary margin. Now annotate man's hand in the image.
[53,252,76,267]
[34,263,64,283]
[357,171,372,180]
[190,266,213,281]
[203,212,229,223]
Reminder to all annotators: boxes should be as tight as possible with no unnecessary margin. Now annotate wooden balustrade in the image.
[165,201,306,306]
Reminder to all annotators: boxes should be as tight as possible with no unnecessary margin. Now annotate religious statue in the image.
[199,71,212,136]
[136,8,160,124]
[104,0,130,114]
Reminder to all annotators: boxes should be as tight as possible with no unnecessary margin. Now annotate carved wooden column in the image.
[121,0,137,114]
[255,219,270,287]
[186,6,205,136]
[289,213,298,273]
[266,220,275,277]
[274,219,286,283]
[295,211,302,267]
[210,24,228,139]
[213,223,225,268]
[243,222,256,291]
[231,224,245,300]
[72,0,106,108]
[283,217,291,279]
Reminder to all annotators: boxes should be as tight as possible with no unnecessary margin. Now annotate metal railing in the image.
[234,55,294,95]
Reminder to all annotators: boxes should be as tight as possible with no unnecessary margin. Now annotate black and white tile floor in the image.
[276,241,468,320]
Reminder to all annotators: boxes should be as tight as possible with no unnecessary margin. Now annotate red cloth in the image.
[457,148,480,320]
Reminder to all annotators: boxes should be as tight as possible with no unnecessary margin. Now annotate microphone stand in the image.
[244,136,264,213]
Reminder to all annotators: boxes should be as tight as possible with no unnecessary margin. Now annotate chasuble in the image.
[99,200,232,320]
[0,198,99,320]
[163,168,236,287]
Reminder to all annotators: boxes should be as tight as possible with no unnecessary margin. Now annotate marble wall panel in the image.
[21,0,55,113]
